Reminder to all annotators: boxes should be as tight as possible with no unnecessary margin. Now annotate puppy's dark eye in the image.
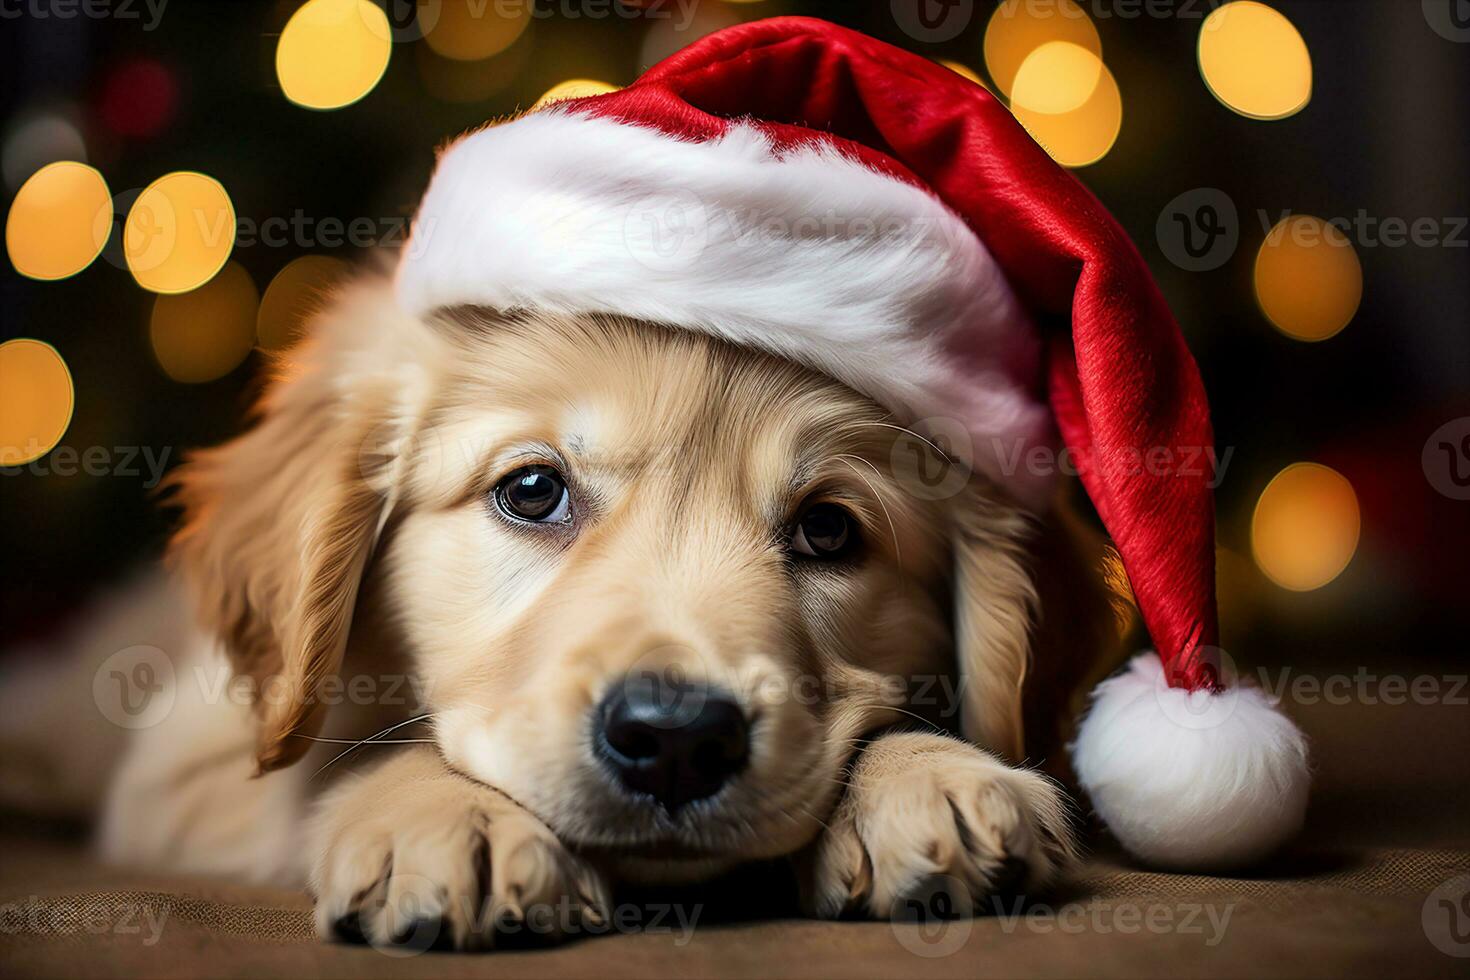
[494,465,570,523]
[790,503,857,559]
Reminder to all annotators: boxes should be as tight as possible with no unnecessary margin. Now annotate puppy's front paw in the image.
[801,732,1076,921]
[310,749,608,951]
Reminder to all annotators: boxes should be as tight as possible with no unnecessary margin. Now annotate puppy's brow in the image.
[455,439,568,503]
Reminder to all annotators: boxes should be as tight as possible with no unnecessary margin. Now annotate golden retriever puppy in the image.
[78,272,1124,950]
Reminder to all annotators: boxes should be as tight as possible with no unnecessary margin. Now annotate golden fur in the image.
[66,273,1127,948]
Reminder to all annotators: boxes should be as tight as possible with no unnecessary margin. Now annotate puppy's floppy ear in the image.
[1016,503,1134,773]
[166,279,437,773]
[950,485,1038,761]
[951,485,1131,768]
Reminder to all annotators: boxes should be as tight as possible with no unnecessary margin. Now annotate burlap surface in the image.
[3,692,1467,977]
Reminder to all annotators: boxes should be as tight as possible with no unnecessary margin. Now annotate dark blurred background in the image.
[2,0,1467,672]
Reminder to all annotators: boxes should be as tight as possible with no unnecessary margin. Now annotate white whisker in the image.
[849,702,951,737]
[833,454,901,566]
[849,420,953,464]
[310,713,438,781]
[291,735,435,745]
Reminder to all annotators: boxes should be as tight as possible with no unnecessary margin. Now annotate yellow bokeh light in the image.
[532,79,619,111]
[938,59,987,89]
[1251,463,1360,592]
[276,0,392,111]
[1198,1,1311,121]
[5,161,111,281]
[983,0,1101,98]
[1254,215,1362,341]
[1011,41,1103,114]
[150,260,259,383]
[124,171,236,295]
[257,254,348,350]
[0,339,74,466]
[424,0,530,61]
[1010,54,1122,168]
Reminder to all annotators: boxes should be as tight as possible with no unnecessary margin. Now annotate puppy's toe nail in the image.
[331,912,368,945]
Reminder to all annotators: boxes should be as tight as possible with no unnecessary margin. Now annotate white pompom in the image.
[1072,652,1310,869]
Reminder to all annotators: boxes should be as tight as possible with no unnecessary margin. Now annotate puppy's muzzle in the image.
[594,672,750,813]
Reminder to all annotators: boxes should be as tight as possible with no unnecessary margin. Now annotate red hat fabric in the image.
[396,16,1308,869]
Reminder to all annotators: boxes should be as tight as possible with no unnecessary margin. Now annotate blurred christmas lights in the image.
[979,0,1120,169]
[983,0,1101,99]
[124,171,236,295]
[149,261,259,383]
[2,113,86,191]
[1198,1,1312,121]
[276,0,392,111]
[257,255,348,350]
[937,60,986,89]
[532,79,620,110]
[0,339,74,467]
[1254,215,1362,341]
[423,0,529,61]
[1011,52,1122,169]
[5,161,111,282]
[1251,463,1360,591]
[1010,41,1103,115]
[99,58,178,139]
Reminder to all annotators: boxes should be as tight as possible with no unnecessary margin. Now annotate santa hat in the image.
[394,17,1309,870]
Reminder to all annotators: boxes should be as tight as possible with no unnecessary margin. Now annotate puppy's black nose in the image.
[595,672,749,812]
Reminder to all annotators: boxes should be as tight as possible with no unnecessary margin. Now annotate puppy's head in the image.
[170,277,1120,881]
